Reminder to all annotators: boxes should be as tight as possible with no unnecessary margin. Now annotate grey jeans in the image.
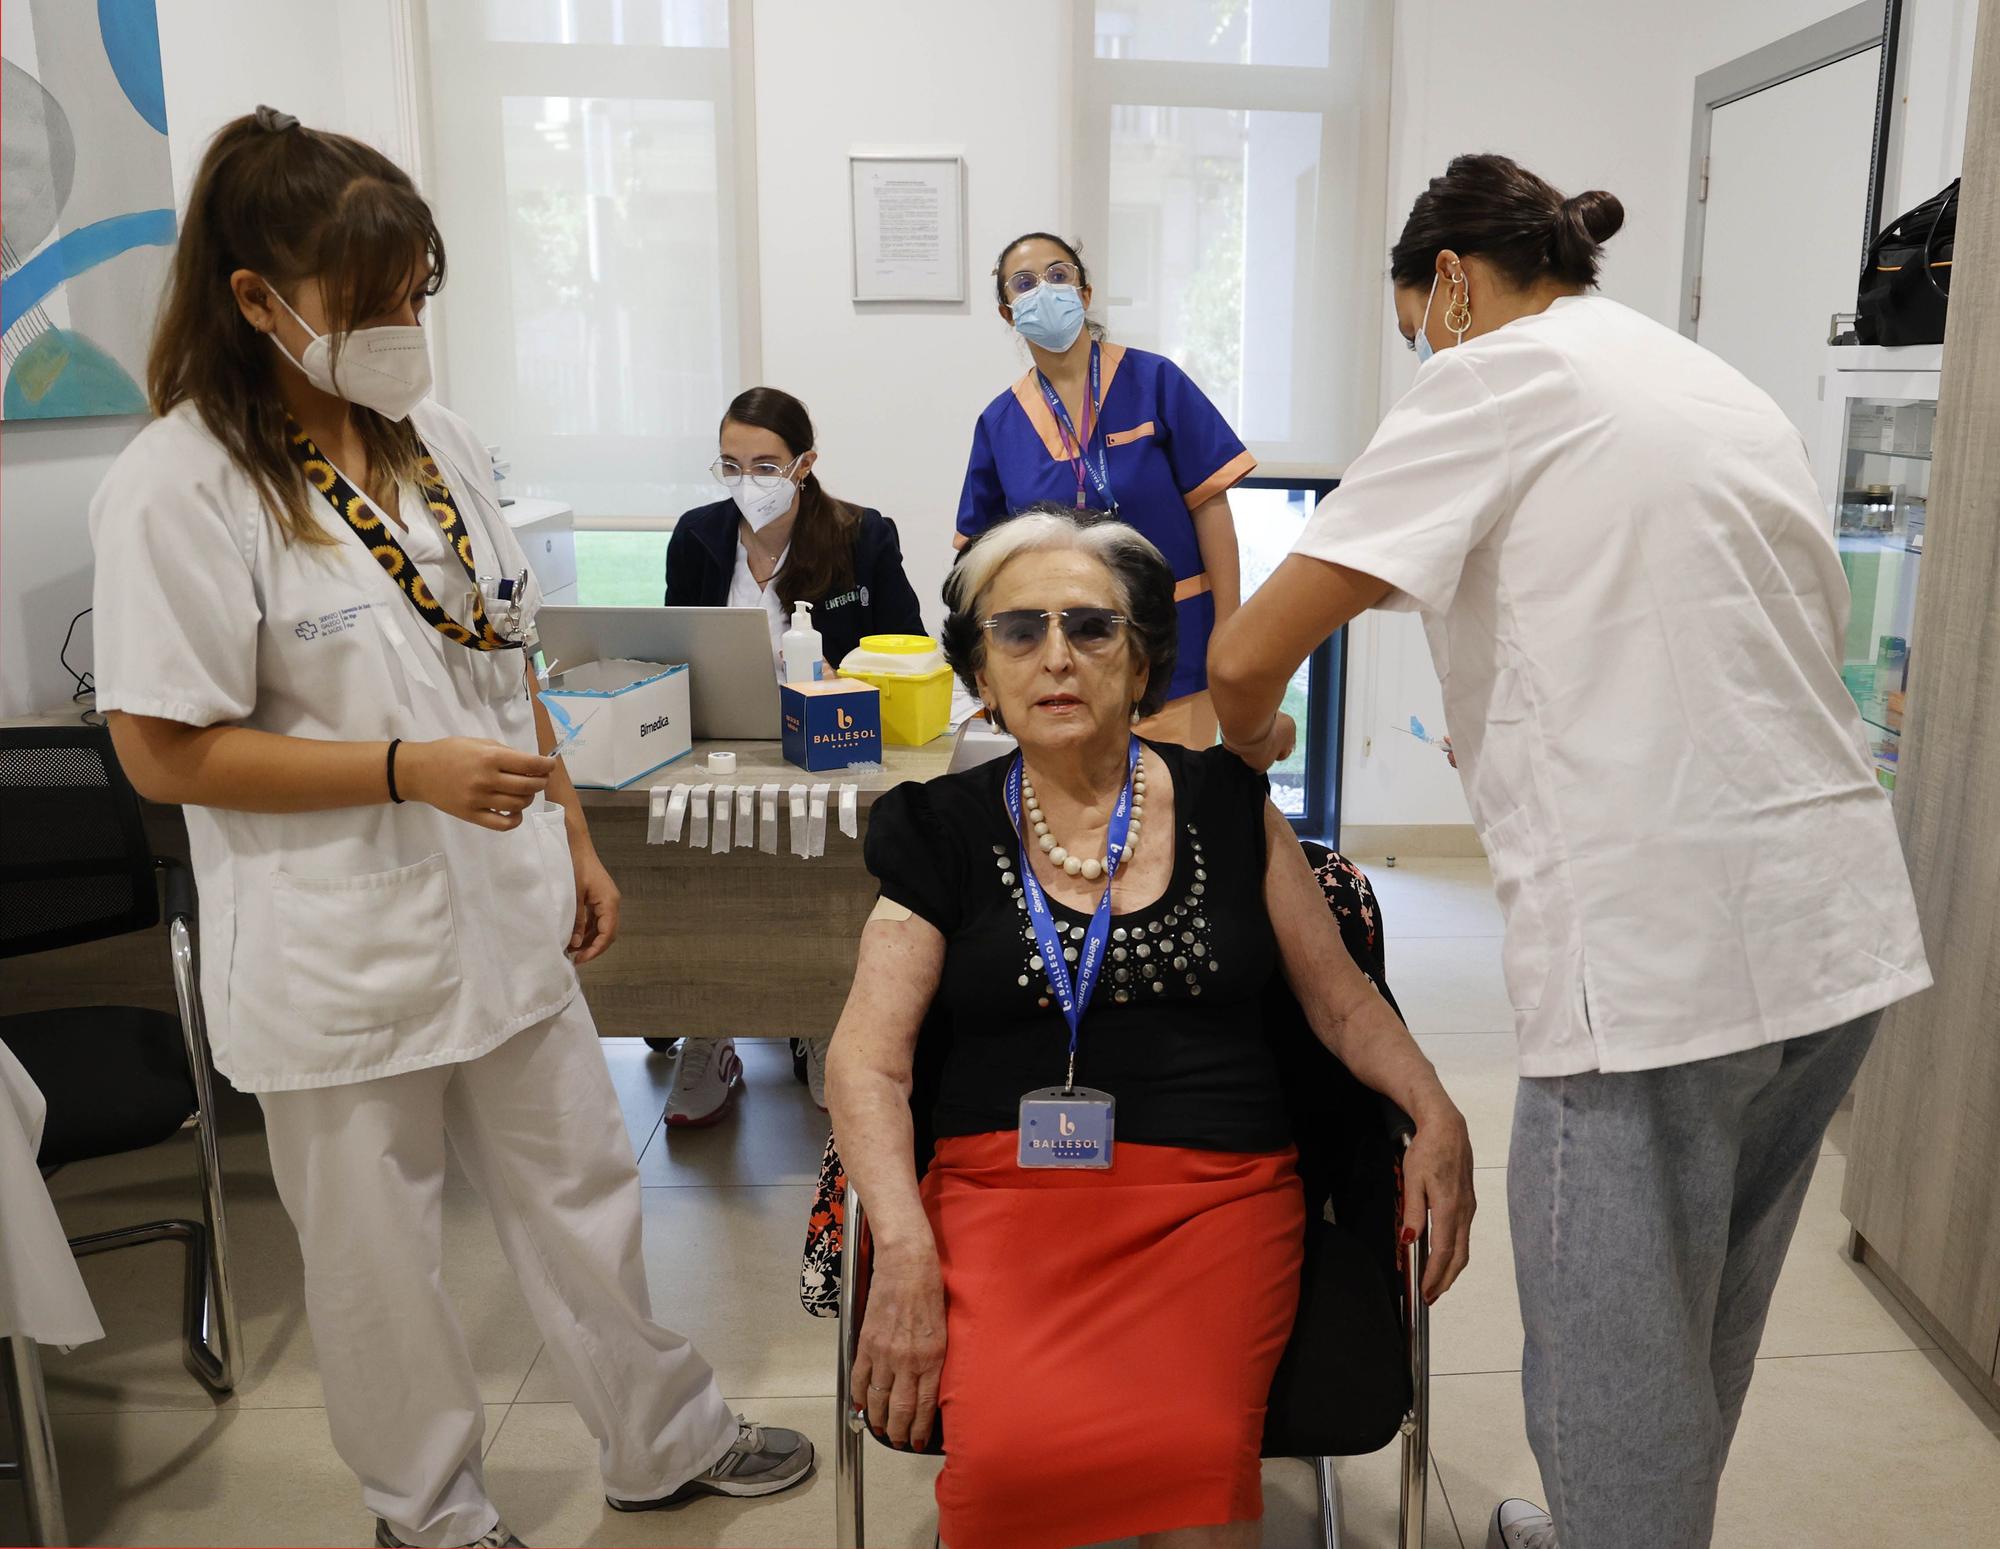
[1508,1013,1880,1549]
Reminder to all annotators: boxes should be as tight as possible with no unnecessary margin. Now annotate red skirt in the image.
[920,1131,1304,1549]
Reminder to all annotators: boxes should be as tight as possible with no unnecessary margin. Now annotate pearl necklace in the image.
[1021,761,1146,881]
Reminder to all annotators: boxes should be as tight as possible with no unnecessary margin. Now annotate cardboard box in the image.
[782,678,882,771]
[540,658,692,789]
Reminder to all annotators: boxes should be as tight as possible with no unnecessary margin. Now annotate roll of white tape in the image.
[708,750,738,776]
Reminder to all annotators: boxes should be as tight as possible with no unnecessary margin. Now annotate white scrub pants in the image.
[260,1000,736,1546]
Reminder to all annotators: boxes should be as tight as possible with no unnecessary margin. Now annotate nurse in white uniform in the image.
[89,109,811,1549]
[1210,154,1931,1549]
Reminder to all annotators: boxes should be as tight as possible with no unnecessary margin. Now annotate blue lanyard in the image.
[1004,736,1141,1088]
[1036,341,1116,511]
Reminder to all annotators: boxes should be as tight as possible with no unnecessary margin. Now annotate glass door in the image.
[1834,394,1933,789]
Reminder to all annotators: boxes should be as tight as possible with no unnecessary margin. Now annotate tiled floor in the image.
[7,859,1998,1547]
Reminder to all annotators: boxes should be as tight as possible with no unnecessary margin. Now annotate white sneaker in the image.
[666,1038,742,1127]
[607,1416,814,1509]
[376,1521,524,1548]
[1487,1499,1556,1549]
[805,1037,830,1111]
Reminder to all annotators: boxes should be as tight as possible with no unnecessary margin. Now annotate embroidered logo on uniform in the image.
[295,620,319,641]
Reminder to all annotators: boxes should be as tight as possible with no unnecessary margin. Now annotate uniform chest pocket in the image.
[272,853,463,1034]
[1104,421,1157,448]
[460,643,531,708]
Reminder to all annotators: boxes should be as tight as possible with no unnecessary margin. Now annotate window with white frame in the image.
[423,0,756,603]
[1078,4,1391,835]
[1073,1,1391,471]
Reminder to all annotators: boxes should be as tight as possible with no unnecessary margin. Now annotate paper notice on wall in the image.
[851,157,963,302]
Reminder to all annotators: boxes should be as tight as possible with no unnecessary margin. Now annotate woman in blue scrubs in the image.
[956,232,1254,746]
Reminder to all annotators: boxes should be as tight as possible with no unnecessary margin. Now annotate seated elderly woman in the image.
[824,505,1474,1549]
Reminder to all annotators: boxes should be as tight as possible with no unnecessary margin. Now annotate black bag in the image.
[1856,180,1958,346]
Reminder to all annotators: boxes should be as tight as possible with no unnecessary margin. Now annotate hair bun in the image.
[1566,189,1625,243]
[1548,189,1624,283]
[253,105,299,133]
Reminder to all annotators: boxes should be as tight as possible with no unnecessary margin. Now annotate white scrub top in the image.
[728,539,789,679]
[89,399,579,1092]
[1295,295,1930,1076]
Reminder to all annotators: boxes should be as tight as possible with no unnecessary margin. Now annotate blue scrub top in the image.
[955,343,1254,701]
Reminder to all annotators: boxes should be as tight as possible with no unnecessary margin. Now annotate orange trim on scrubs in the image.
[1182,448,1258,510]
[1173,572,1212,602]
[1010,342,1129,461]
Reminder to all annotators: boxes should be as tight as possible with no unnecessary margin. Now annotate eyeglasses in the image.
[711,451,806,489]
[1001,260,1082,299]
[981,607,1129,658]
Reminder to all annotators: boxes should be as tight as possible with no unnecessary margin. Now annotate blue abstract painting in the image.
[1,0,177,420]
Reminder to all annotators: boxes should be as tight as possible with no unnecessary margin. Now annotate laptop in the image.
[535,606,782,741]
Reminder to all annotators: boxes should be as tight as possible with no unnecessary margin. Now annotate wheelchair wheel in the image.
[644,1037,679,1053]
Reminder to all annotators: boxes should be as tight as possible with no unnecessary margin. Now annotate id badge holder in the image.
[476,569,529,642]
[1017,1086,1115,1170]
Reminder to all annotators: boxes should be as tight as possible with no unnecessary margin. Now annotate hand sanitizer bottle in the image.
[782,600,824,684]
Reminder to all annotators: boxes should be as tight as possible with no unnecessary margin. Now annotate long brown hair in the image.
[147,109,446,546]
[720,387,858,610]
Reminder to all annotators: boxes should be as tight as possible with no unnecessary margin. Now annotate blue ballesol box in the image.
[781,678,883,772]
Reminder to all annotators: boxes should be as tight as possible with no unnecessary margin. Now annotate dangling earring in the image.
[1443,270,1472,342]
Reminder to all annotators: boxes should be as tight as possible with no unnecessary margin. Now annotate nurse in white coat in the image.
[1210,154,1931,1549]
[89,110,811,1548]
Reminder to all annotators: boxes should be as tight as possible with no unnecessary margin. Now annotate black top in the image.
[865,740,1290,1153]
[663,498,928,667]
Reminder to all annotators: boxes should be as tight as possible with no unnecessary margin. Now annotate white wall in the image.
[1338,0,1982,833]
[749,0,1069,627]
[5,0,1979,744]
[0,0,413,715]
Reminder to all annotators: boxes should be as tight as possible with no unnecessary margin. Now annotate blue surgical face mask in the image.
[1010,283,1088,352]
[1413,273,1439,364]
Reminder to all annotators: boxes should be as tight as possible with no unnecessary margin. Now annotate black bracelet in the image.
[386,738,405,804]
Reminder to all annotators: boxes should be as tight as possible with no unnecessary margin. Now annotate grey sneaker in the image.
[806,1037,830,1111]
[375,1519,525,1548]
[1487,1498,1556,1549]
[607,1417,815,1509]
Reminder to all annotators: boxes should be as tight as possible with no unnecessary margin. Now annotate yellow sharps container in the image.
[836,635,953,746]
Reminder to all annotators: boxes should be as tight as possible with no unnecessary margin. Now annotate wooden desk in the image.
[4,712,956,1043]
[572,741,954,1037]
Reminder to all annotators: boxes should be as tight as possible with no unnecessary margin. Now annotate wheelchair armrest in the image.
[1376,1091,1417,1148]
[838,1186,870,1412]
[160,858,197,926]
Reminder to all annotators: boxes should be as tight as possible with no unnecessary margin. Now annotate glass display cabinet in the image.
[1817,344,1944,791]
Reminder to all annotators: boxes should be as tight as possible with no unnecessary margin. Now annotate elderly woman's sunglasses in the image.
[982,607,1129,658]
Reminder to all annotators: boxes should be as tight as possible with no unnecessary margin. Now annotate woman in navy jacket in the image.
[665,387,925,675]
[660,386,925,1124]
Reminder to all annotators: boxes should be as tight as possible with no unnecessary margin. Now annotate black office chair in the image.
[0,725,241,1542]
[832,842,1430,1549]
